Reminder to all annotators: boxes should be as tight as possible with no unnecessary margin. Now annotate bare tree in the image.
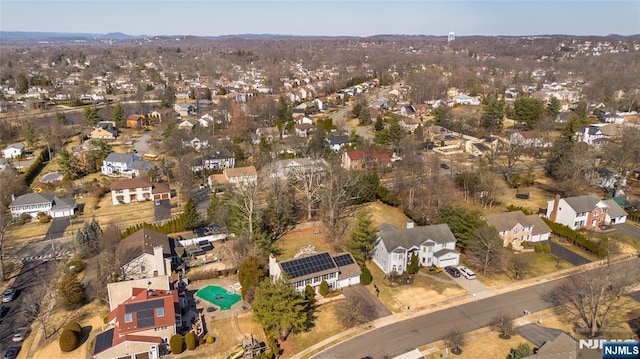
[0,212,17,281]
[545,265,639,337]
[19,265,58,339]
[290,161,325,221]
[334,296,376,328]
[467,226,504,276]
[320,165,358,245]
[491,313,515,339]
[229,178,264,241]
[444,328,466,355]
[507,253,531,280]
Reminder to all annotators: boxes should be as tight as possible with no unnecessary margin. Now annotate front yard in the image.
[473,251,574,288]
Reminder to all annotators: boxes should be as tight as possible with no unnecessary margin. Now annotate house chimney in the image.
[550,194,561,222]
[406,221,415,229]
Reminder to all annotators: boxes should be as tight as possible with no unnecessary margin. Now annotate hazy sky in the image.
[1,1,639,37]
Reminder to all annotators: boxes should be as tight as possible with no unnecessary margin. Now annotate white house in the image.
[372,222,460,274]
[453,95,481,106]
[326,134,350,151]
[575,125,604,146]
[510,131,552,148]
[101,153,153,178]
[3,143,25,159]
[545,194,627,230]
[269,252,361,293]
[117,228,183,280]
[270,158,328,179]
[181,136,209,150]
[9,193,77,218]
[110,178,171,205]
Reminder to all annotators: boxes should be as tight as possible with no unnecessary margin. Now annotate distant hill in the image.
[0,31,146,43]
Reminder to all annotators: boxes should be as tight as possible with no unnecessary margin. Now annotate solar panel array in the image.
[125,298,164,328]
[280,252,336,279]
[333,253,355,267]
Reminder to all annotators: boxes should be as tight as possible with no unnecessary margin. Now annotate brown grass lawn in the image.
[282,303,348,358]
[361,201,411,228]
[590,230,640,252]
[196,312,267,359]
[423,332,533,359]
[79,195,156,228]
[474,252,574,288]
[364,263,465,313]
[497,181,555,213]
[6,220,52,244]
[275,225,333,260]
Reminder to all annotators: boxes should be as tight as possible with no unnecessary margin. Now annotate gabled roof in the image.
[119,228,174,256]
[9,193,55,207]
[377,222,456,251]
[327,134,350,145]
[486,211,532,231]
[563,194,603,213]
[346,150,391,163]
[525,214,552,236]
[104,152,134,164]
[5,142,25,150]
[110,177,153,191]
[277,251,360,282]
[602,199,628,218]
[225,166,257,178]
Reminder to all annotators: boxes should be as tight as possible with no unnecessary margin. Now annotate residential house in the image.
[400,105,417,118]
[9,193,77,218]
[485,211,552,248]
[106,275,174,312]
[126,115,147,129]
[208,166,257,187]
[271,158,328,179]
[174,103,195,117]
[341,150,392,171]
[371,222,460,274]
[177,120,194,132]
[92,287,182,359]
[90,121,118,140]
[453,95,481,106]
[314,97,328,111]
[510,131,552,148]
[400,117,421,134]
[268,252,361,293]
[197,153,235,172]
[117,228,183,280]
[253,127,281,144]
[181,135,209,150]
[602,199,628,225]
[326,134,350,151]
[599,110,625,124]
[101,153,152,178]
[149,108,179,122]
[3,143,25,159]
[545,194,627,230]
[110,178,171,205]
[294,123,316,137]
[522,332,576,359]
[575,125,605,146]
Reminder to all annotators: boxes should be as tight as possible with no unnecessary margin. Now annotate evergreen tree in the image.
[374,116,385,131]
[83,107,100,126]
[57,148,80,180]
[238,256,267,304]
[346,210,377,266]
[252,278,309,340]
[22,120,38,147]
[434,205,486,249]
[546,97,561,119]
[57,273,85,309]
[513,97,544,129]
[358,106,371,125]
[318,280,329,296]
[55,112,69,125]
[506,343,533,359]
[74,219,102,259]
[407,252,419,274]
[112,104,125,128]
[182,197,200,230]
[481,94,505,133]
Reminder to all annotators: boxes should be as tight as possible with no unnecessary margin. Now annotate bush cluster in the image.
[187,267,239,281]
[59,321,82,352]
[23,150,48,186]
[169,334,184,354]
[185,332,197,350]
[121,216,186,237]
[541,218,608,257]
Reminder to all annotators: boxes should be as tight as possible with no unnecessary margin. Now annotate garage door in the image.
[438,257,457,266]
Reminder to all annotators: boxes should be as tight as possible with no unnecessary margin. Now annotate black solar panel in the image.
[125,298,164,313]
[137,308,155,328]
[334,253,355,267]
[280,252,337,279]
[93,328,114,354]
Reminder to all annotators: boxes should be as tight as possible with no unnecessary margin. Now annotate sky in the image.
[1,0,639,37]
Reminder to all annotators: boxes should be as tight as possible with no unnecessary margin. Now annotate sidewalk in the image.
[290,254,638,359]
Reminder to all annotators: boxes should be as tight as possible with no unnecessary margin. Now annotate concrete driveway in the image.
[543,240,591,266]
[446,268,494,299]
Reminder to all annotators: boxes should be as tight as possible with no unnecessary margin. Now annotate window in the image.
[513,228,519,235]
[124,313,133,323]
[156,308,165,317]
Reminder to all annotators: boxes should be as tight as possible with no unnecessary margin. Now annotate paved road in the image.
[313,258,639,359]
[544,240,592,266]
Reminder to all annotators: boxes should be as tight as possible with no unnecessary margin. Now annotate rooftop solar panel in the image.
[280,252,337,279]
[137,308,155,328]
[334,253,355,267]
[125,298,164,313]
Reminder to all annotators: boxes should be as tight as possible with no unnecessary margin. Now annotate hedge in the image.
[23,149,49,186]
[169,334,184,354]
[360,266,372,285]
[629,212,640,223]
[121,216,186,238]
[541,218,607,257]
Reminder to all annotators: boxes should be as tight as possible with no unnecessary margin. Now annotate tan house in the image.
[110,178,171,205]
[126,114,147,129]
[208,166,257,187]
[485,211,552,248]
[90,121,118,140]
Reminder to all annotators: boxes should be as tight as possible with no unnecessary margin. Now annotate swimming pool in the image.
[195,285,241,310]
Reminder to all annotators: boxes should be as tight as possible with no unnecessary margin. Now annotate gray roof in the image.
[130,160,153,171]
[105,152,134,165]
[6,143,25,150]
[525,215,552,236]
[563,194,602,213]
[9,193,76,209]
[486,211,532,232]
[327,134,350,145]
[603,199,628,218]
[377,222,456,251]
[434,248,458,258]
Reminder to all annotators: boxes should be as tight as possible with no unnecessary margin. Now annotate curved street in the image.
[311,258,640,359]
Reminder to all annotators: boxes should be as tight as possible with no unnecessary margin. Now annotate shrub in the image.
[319,280,329,296]
[205,335,215,344]
[543,244,551,253]
[63,321,82,334]
[20,213,32,224]
[534,243,543,253]
[169,334,184,354]
[59,329,80,352]
[39,215,51,223]
[521,241,528,248]
[185,332,197,350]
[360,266,373,285]
[67,259,86,273]
[199,337,206,345]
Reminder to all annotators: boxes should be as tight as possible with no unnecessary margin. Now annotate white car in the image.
[12,328,29,342]
[2,287,16,303]
[458,266,476,280]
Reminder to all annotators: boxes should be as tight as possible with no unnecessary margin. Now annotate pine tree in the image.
[407,252,419,274]
[252,278,309,340]
[238,256,267,303]
[346,210,377,266]
[112,104,125,128]
[182,197,200,230]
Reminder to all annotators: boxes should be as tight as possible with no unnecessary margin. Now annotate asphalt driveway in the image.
[614,222,640,239]
[46,217,70,239]
[543,240,592,266]
[517,323,565,347]
[154,199,172,221]
[341,285,392,319]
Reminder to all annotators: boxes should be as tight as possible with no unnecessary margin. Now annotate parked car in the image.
[458,266,476,280]
[12,328,30,342]
[440,163,450,169]
[3,347,19,359]
[2,287,16,303]
[444,266,461,278]
[193,227,206,237]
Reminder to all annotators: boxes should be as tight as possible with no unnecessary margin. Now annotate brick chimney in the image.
[550,194,561,222]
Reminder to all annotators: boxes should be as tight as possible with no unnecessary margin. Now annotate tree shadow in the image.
[78,325,93,347]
